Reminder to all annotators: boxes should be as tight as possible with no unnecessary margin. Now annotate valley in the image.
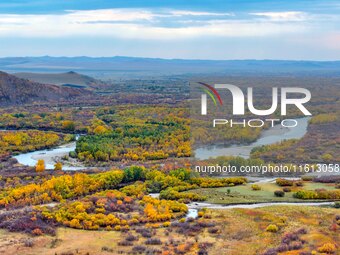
[0,60,338,255]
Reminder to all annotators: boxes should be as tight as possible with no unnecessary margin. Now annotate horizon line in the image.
[0,55,340,62]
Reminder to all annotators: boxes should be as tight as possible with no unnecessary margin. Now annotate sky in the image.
[0,0,340,60]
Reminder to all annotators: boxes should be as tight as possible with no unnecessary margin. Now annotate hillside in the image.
[0,71,92,106]
[13,71,105,89]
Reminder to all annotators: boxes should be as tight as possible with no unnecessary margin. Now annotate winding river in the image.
[6,117,338,214]
[195,117,310,160]
[13,141,83,170]
[11,117,310,170]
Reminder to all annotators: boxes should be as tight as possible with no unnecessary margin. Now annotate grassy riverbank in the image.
[186,181,338,204]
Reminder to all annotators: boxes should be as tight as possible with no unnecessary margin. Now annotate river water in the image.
[13,142,83,170]
[8,117,310,170]
[195,117,310,160]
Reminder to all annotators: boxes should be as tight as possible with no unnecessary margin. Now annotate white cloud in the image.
[0,9,309,39]
[169,10,232,16]
[65,9,157,22]
[250,11,308,21]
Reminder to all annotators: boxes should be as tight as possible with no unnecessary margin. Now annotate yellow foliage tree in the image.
[36,159,45,172]
[54,162,63,171]
[93,125,109,135]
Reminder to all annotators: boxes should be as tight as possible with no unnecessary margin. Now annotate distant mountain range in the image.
[1,56,340,78]
[0,71,92,106]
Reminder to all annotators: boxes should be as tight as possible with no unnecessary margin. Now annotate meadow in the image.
[0,205,338,255]
[188,180,339,204]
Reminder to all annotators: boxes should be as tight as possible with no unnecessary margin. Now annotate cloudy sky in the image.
[0,0,340,59]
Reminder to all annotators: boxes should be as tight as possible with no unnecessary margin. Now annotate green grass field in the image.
[186,181,337,204]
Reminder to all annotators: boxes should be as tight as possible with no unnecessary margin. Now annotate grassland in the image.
[187,181,338,204]
[208,205,339,255]
[0,205,338,255]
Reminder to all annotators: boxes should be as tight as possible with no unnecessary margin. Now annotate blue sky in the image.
[0,0,340,60]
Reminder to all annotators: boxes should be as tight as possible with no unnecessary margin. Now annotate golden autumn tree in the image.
[62,120,75,131]
[35,159,46,172]
[54,162,63,171]
[93,125,109,135]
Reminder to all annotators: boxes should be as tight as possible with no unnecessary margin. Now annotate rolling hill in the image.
[13,71,105,89]
[0,71,92,106]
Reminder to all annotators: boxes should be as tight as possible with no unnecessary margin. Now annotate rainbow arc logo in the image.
[198,82,223,107]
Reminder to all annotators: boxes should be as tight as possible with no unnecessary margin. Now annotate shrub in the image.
[114,225,121,231]
[251,184,261,191]
[62,120,75,131]
[117,240,133,246]
[314,176,340,183]
[295,181,303,187]
[159,188,206,202]
[208,227,219,234]
[54,162,62,171]
[186,217,194,223]
[31,228,43,236]
[301,176,314,181]
[262,228,309,254]
[266,224,279,233]
[322,153,333,161]
[317,243,336,253]
[136,228,153,238]
[101,246,113,252]
[276,244,288,252]
[274,190,285,197]
[288,241,303,250]
[125,234,138,242]
[283,187,291,192]
[276,178,293,186]
[69,151,77,158]
[145,238,162,245]
[262,248,277,255]
[198,242,213,255]
[293,189,340,199]
[132,246,146,253]
[60,252,74,255]
[296,228,307,235]
[198,249,209,255]
[24,238,34,247]
[0,210,56,236]
[299,252,312,255]
[282,233,299,244]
